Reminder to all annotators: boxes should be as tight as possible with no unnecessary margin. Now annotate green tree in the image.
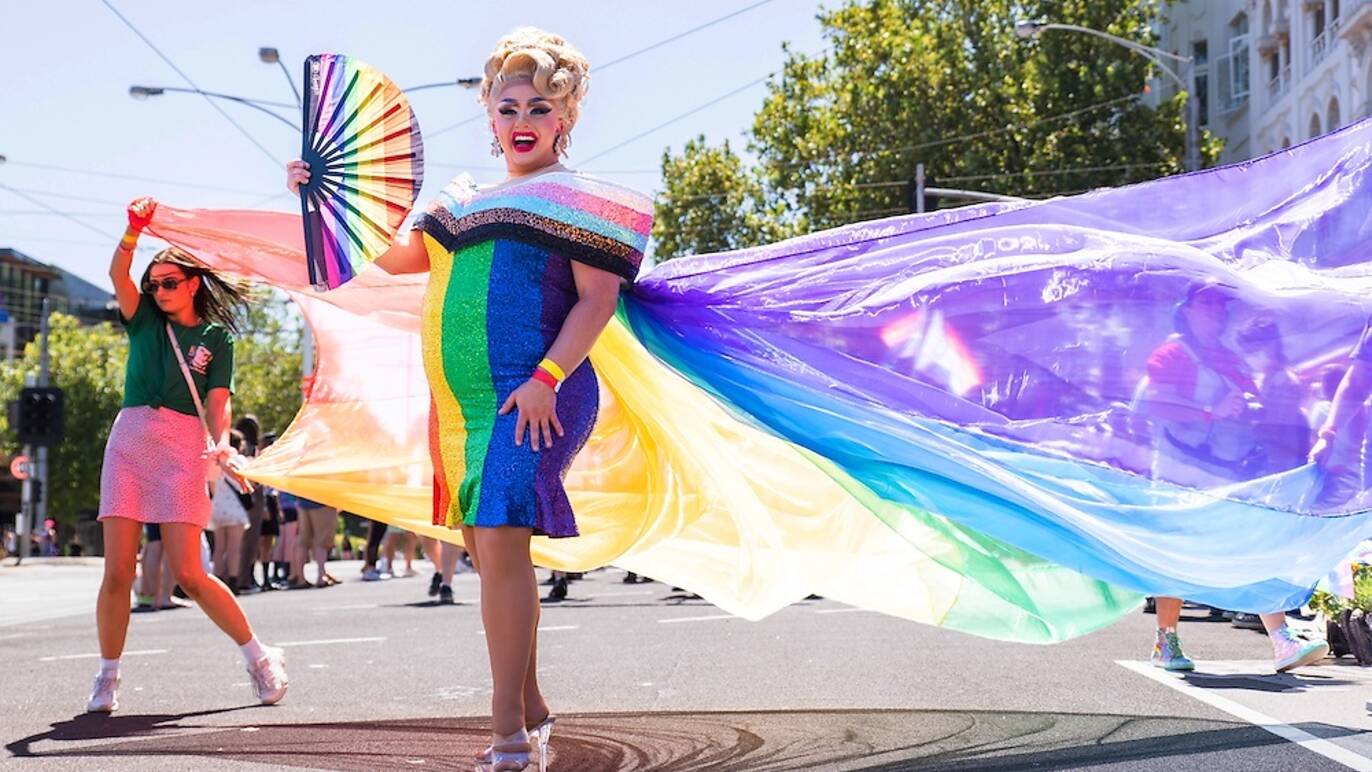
[0,314,127,523]
[654,0,1223,256]
[233,292,304,436]
[0,293,306,525]
[651,137,790,259]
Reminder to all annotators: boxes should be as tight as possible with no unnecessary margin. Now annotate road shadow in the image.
[1180,669,1361,694]
[6,707,1365,770]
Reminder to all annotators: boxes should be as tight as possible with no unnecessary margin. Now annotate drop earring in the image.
[490,135,503,157]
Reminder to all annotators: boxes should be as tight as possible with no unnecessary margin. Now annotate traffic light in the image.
[9,387,64,446]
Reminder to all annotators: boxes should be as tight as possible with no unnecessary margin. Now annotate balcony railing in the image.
[1311,29,1329,68]
[1267,63,1292,103]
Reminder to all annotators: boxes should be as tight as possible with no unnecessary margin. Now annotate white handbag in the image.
[166,322,254,494]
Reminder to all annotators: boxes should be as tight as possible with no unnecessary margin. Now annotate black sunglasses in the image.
[142,277,187,293]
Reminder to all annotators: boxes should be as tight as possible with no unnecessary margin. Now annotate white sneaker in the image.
[246,646,289,705]
[1272,627,1329,672]
[86,673,120,713]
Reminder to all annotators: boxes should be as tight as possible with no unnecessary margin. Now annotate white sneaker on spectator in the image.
[1271,627,1329,672]
[86,673,120,713]
[246,646,289,705]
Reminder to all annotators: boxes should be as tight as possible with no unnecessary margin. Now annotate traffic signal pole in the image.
[35,298,50,549]
[16,377,33,564]
[15,299,50,564]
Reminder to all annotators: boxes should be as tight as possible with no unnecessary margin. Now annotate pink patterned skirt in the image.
[98,406,212,527]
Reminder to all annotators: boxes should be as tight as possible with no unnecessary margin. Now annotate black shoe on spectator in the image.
[544,577,568,602]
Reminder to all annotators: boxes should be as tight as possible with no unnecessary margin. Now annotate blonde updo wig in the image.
[480,27,590,130]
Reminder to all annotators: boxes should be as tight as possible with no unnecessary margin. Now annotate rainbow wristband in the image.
[537,357,566,382]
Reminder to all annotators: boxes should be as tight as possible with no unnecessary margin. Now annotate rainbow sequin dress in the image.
[412,171,653,536]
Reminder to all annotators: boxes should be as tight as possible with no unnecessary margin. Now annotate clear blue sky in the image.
[1,0,833,290]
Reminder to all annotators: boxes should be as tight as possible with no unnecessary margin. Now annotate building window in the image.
[1228,14,1250,105]
[1192,40,1210,126]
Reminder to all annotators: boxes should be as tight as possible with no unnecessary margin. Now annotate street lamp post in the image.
[1015,20,1199,172]
[128,85,300,131]
[258,47,317,381]
[259,47,302,108]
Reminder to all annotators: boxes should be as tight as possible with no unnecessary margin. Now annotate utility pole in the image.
[35,298,50,545]
[17,371,34,563]
[914,162,927,214]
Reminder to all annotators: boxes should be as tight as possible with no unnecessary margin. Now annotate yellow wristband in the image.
[537,357,566,382]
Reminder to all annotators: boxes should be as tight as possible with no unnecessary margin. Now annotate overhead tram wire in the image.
[426,0,781,140]
[0,210,111,217]
[581,64,1140,172]
[0,183,116,239]
[660,95,1155,205]
[0,187,128,207]
[578,72,776,165]
[101,0,282,167]
[594,0,777,70]
[4,160,273,196]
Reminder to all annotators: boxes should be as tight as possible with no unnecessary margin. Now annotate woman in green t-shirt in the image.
[87,197,290,714]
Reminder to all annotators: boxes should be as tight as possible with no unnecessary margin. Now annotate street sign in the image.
[10,455,29,480]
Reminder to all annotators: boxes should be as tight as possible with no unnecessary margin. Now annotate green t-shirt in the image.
[121,294,235,416]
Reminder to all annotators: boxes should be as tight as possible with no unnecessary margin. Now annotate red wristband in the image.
[531,367,559,391]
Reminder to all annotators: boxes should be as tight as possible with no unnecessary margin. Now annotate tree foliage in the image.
[653,0,1223,258]
[0,293,304,524]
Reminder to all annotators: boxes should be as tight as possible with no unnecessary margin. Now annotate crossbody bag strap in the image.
[165,321,214,445]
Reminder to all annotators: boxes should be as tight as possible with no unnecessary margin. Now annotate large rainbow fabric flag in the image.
[146,118,1372,643]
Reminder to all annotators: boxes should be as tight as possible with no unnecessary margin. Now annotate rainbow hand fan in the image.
[300,53,424,290]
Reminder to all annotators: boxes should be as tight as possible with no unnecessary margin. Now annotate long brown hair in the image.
[140,247,252,335]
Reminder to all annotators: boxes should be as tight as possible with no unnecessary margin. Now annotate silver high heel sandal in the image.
[477,716,556,771]
[529,715,557,772]
[476,727,532,772]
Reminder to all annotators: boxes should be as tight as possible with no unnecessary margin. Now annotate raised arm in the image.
[286,159,429,275]
[111,197,155,320]
[1311,359,1372,463]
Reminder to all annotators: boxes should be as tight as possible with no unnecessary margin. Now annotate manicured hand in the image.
[499,379,564,450]
[127,196,156,231]
[286,159,311,195]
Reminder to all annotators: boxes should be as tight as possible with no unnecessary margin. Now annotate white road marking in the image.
[39,648,167,662]
[658,614,734,624]
[310,603,378,611]
[1117,660,1372,771]
[477,625,578,635]
[275,636,386,647]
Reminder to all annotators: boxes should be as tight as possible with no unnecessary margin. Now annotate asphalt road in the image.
[4,558,1372,770]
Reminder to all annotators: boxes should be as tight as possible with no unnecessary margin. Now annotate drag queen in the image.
[288,26,651,771]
